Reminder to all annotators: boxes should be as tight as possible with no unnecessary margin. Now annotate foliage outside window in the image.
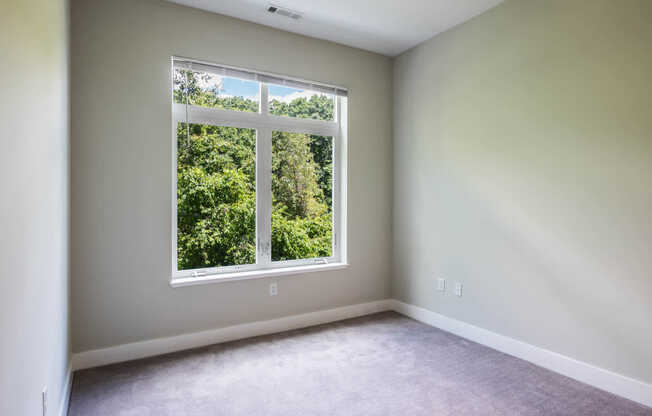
[172,59,345,279]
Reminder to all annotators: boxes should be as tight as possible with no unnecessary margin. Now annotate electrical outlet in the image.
[436,278,446,292]
[269,282,278,296]
[42,387,47,416]
[455,282,463,297]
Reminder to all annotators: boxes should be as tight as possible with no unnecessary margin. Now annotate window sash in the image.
[172,80,344,280]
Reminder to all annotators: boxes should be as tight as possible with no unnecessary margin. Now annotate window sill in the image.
[170,262,349,288]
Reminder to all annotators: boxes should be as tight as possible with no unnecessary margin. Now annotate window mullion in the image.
[260,83,269,115]
[256,126,272,267]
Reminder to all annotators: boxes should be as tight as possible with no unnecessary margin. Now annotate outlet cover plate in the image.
[455,282,463,297]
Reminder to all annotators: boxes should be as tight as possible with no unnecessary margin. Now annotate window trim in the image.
[170,58,348,285]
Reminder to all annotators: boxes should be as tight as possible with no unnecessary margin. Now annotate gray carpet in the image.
[68,312,651,415]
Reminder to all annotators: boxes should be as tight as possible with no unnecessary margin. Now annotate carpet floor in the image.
[68,312,651,415]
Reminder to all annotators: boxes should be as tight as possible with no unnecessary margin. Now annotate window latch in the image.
[316,258,328,265]
[192,271,207,278]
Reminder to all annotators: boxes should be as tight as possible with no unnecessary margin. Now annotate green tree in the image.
[272,131,326,219]
[175,70,333,270]
[176,124,257,269]
[270,94,334,121]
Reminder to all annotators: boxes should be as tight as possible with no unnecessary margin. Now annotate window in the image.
[171,58,347,284]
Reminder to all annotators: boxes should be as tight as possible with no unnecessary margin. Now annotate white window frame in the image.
[170,57,348,287]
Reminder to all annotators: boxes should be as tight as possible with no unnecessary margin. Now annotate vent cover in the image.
[267,4,302,20]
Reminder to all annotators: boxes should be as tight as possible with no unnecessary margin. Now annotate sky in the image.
[198,73,332,104]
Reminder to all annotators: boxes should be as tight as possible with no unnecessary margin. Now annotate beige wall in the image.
[70,0,393,352]
[393,0,652,383]
[0,0,70,414]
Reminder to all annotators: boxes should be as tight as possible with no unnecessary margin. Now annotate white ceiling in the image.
[167,0,505,56]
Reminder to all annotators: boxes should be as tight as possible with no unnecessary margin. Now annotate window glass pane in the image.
[268,85,334,121]
[173,68,259,113]
[271,131,333,261]
[177,123,256,270]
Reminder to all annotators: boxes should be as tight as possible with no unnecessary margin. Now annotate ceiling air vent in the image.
[267,4,302,20]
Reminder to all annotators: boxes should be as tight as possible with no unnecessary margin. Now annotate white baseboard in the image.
[59,363,72,416]
[72,299,392,371]
[389,299,652,408]
[70,298,651,409]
